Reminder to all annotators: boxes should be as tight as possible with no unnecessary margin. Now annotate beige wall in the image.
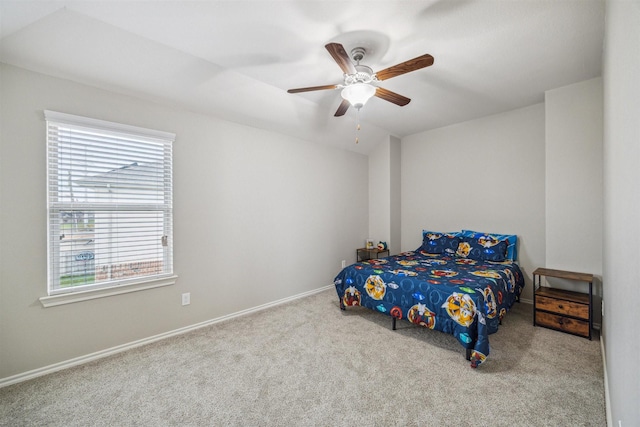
[544,77,604,325]
[0,64,370,379]
[368,138,390,250]
[603,0,640,424]
[545,77,603,276]
[389,136,401,256]
[368,135,401,256]
[400,104,547,302]
[400,78,605,307]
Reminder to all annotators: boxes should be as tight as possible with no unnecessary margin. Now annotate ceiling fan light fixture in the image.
[341,83,376,110]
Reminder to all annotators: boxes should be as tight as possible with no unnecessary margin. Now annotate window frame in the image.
[42,111,177,306]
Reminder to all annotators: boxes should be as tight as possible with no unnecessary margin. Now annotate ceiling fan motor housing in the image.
[343,47,376,84]
[345,64,375,85]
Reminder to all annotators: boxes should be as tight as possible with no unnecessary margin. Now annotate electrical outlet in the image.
[181,292,190,306]
[341,260,346,268]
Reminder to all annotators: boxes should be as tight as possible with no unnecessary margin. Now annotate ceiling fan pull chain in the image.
[355,109,361,144]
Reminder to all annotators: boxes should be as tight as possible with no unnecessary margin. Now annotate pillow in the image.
[420,230,461,255]
[460,230,518,261]
[422,230,460,240]
[456,236,508,262]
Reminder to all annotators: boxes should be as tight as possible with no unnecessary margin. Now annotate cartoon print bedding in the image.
[334,250,524,368]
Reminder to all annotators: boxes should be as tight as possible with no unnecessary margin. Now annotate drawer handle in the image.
[558,304,564,309]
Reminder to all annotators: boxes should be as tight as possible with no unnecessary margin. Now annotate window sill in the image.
[39,275,178,308]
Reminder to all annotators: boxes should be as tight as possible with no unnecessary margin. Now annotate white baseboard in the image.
[602,335,612,427]
[0,285,333,389]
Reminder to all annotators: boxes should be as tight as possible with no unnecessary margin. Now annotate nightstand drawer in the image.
[535,295,589,320]
[535,311,590,337]
[533,268,594,340]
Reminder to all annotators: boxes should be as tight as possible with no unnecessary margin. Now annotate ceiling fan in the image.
[287,42,434,117]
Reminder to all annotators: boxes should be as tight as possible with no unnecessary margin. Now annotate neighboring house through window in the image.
[45,111,175,299]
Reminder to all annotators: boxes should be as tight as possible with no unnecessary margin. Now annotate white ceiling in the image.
[0,0,605,154]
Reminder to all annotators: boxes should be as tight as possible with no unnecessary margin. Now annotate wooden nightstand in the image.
[533,267,593,340]
[356,247,389,262]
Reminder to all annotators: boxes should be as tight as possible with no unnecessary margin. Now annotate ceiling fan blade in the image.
[375,54,434,81]
[325,43,357,75]
[287,84,338,94]
[375,87,411,106]
[334,99,350,117]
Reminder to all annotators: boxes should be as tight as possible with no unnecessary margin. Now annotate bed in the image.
[333,230,525,368]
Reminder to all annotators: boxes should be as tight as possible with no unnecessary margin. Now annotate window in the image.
[45,111,174,299]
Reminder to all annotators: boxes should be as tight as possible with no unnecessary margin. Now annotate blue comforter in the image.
[334,250,524,367]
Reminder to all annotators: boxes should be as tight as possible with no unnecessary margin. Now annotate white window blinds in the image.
[45,111,174,295]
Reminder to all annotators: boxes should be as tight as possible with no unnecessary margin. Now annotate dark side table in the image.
[356,247,389,262]
[533,267,594,340]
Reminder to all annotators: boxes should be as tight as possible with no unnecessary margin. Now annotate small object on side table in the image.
[533,267,594,340]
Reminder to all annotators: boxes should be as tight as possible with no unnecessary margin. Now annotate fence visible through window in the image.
[46,111,174,294]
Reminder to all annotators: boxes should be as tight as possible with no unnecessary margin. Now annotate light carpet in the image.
[0,288,605,426]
